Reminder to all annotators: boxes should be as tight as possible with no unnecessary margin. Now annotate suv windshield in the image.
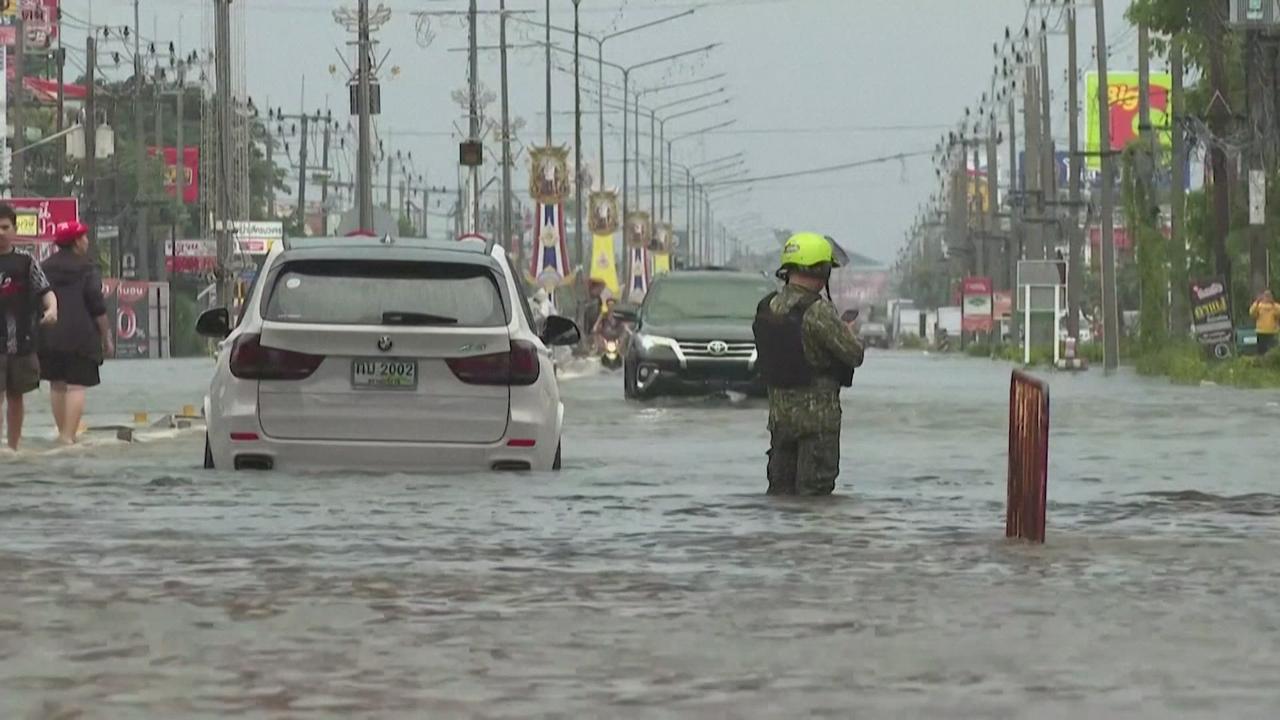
[264,259,507,327]
[643,275,778,324]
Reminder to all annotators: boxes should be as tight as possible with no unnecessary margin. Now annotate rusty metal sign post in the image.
[1007,370,1050,543]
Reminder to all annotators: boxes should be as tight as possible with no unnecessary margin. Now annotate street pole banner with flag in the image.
[590,233,619,298]
[627,246,650,301]
[530,203,572,290]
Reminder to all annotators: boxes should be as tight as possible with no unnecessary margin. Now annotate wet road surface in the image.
[3,353,1280,718]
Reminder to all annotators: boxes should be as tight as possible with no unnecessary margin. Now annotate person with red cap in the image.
[38,220,111,445]
[0,203,57,452]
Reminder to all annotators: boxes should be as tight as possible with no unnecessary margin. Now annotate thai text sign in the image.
[1191,278,1234,359]
[962,276,994,332]
[1085,71,1172,170]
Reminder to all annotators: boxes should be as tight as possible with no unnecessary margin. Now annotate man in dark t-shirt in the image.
[0,204,58,451]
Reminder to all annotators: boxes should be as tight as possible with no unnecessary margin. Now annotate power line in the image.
[704,148,933,188]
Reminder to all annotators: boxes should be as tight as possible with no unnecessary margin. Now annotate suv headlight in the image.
[636,333,678,352]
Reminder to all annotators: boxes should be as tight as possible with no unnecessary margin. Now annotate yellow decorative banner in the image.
[652,252,671,276]
[590,233,620,297]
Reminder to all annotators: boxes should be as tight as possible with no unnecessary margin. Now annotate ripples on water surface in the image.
[3,354,1280,718]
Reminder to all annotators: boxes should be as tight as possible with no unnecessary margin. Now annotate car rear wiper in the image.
[382,311,459,326]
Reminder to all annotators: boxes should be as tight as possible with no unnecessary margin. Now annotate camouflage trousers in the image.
[766,428,840,496]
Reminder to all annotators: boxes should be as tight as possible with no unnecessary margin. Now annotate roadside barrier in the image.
[1007,370,1050,543]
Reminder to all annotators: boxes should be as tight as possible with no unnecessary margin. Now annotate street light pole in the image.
[573,0,584,310]
[500,0,513,259]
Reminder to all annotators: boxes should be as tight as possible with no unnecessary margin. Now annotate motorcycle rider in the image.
[752,232,865,496]
[593,297,626,351]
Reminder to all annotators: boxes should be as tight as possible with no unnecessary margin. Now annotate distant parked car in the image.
[857,321,889,349]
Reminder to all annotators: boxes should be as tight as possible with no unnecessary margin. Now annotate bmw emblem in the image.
[707,340,729,356]
[377,336,394,353]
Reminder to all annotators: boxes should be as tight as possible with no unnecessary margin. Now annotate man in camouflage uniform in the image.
[752,233,865,496]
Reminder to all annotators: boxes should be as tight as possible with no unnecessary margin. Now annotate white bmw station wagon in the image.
[196,235,580,473]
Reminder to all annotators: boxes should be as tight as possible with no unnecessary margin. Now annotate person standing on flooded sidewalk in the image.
[38,222,112,445]
[752,233,864,496]
[0,203,58,451]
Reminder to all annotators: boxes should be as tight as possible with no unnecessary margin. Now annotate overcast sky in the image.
[67,0,1141,262]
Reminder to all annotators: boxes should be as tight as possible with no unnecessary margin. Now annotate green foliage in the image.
[898,334,924,350]
[168,287,205,357]
[965,342,993,358]
[1121,147,1169,354]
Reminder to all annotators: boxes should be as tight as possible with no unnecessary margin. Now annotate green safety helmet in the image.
[779,232,840,272]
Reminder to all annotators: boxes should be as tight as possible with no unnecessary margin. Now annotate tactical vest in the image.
[752,292,854,389]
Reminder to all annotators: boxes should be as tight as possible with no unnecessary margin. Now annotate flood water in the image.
[3,352,1280,718]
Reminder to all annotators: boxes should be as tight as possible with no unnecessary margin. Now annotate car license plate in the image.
[352,359,418,390]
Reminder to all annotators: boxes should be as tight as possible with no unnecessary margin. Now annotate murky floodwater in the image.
[3,353,1280,718]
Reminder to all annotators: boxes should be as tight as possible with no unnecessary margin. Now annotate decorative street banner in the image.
[652,223,675,254]
[101,279,171,360]
[529,203,572,290]
[528,146,570,205]
[588,190,619,236]
[627,246,650,301]
[590,233,619,298]
[1191,278,1234,360]
[147,146,201,204]
[962,276,994,332]
[652,252,671,276]
[1085,71,1173,170]
[625,211,651,249]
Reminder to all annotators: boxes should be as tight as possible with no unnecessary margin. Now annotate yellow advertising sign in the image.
[15,212,38,236]
[1085,71,1173,169]
[590,233,619,297]
[0,0,17,18]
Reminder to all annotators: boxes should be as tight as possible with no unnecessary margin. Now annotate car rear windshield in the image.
[264,259,507,327]
[643,276,778,323]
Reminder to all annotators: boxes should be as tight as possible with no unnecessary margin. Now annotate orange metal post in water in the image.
[1007,371,1050,542]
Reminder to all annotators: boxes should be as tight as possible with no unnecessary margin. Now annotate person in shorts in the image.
[38,221,112,445]
[0,203,58,451]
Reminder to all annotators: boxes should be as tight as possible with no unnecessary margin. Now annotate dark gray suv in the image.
[619,269,778,399]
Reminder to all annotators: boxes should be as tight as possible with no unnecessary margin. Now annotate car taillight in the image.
[447,340,540,386]
[229,334,324,380]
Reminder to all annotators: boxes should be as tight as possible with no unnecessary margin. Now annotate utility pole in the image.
[572,0,584,315]
[1008,83,1021,340]
[133,0,152,281]
[1206,0,1232,289]
[214,0,236,308]
[1066,0,1083,341]
[320,113,331,235]
[1245,29,1268,293]
[1169,38,1190,337]
[544,0,551,145]
[500,0,514,259]
[175,63,186,231]
[1039,30,1057,262]
[1024,63,1043,261]
[357,0,375,231]
[1095,0,1120,371]
[385,152,394,210]
[55,45,66,192]
[467,0,480,234]
[153,72,163,279]
[85,36,98,249]
[11,18,24,195]
[297,111,310,230]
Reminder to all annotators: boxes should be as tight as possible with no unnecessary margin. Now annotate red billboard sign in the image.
[993,291,1014,319]
[962,276,994,332]
[147,146,200,204]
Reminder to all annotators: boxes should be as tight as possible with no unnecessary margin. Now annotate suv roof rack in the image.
[682,265,741,272]
[281,235,489,253]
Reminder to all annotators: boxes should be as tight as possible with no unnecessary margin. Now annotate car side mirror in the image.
[612,307,638,322]
[196,307,232,339]
[540,315,581,347]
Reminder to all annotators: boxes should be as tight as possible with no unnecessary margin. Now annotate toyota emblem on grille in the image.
[377,336,394,353]
[707,340,729,356]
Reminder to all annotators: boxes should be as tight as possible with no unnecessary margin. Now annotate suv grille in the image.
[678,340,755,360]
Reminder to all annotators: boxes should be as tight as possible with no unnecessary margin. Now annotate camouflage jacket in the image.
[766,284,865,437]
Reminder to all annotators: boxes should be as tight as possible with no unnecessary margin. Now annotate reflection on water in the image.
[3,353,1280,717]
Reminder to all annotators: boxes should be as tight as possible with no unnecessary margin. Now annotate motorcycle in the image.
[600,339,623,370]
